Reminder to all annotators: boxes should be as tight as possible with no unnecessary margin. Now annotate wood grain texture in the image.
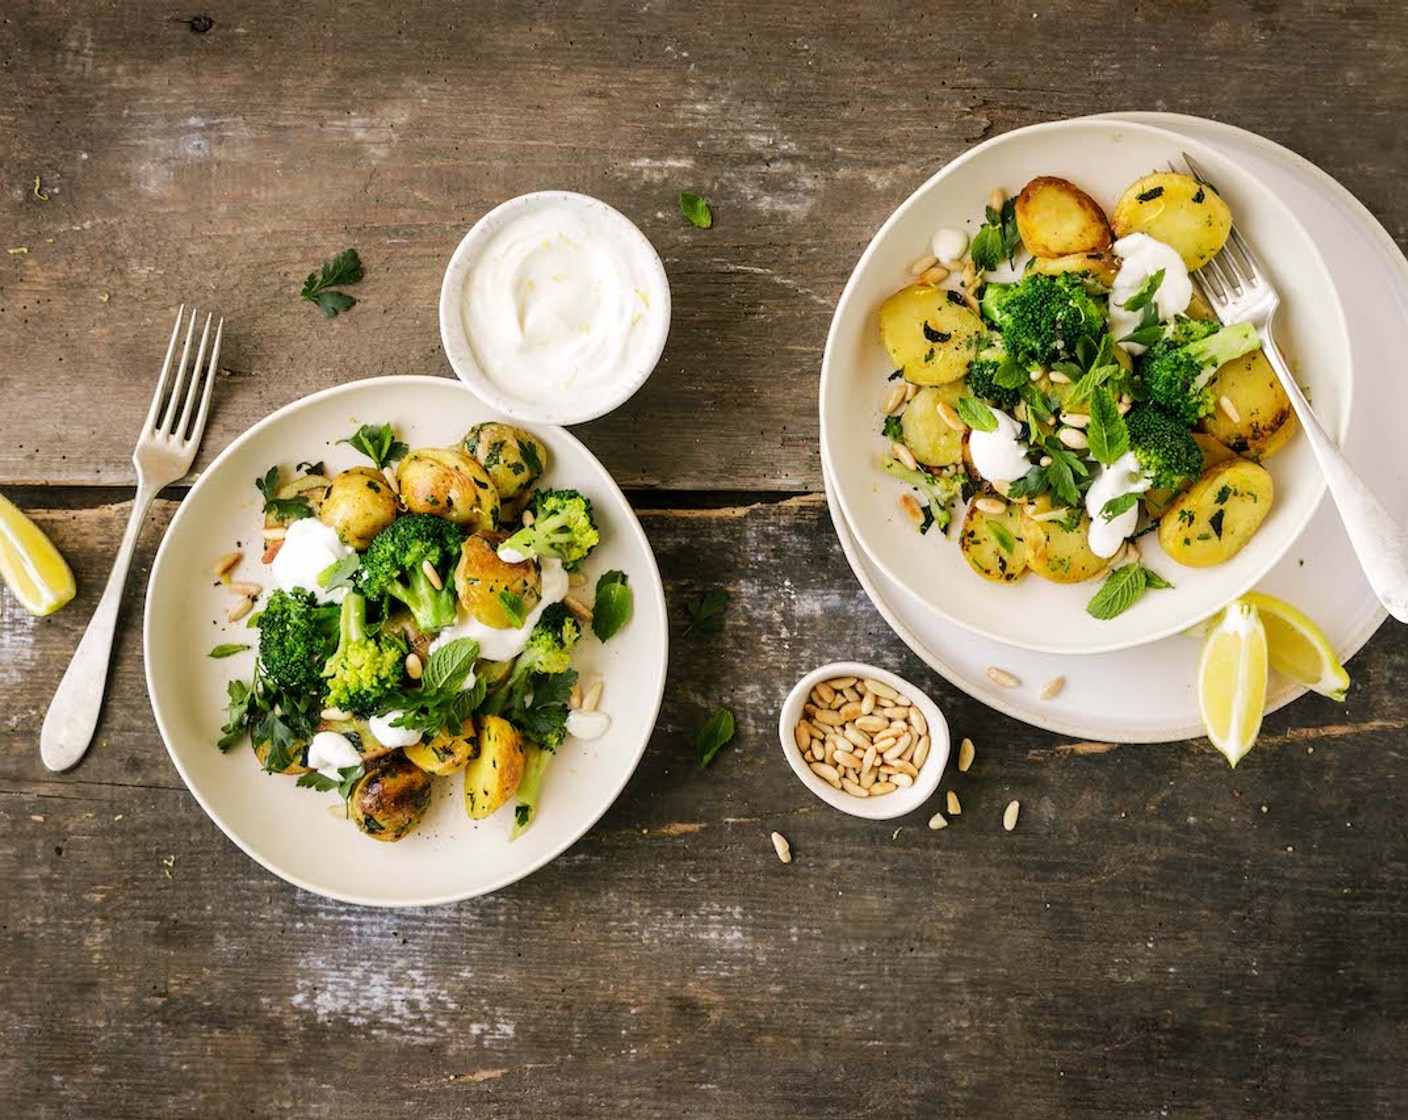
[4,495,1408,1119]
[1,0,1407,490]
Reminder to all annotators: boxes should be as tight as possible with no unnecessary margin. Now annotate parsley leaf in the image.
[956,396,998,432]
[255,466,313,522]
[592,571,632,642]
[1086,388,1129,467]
[296,764,365,803]
[679,192,713,229]
[208,643,250,659]
[318,553,361,594]
[338,422,408,469]
[882,414,904,441]
[684,588,730,636]
[695,707,736,768]
[300,248,364,318]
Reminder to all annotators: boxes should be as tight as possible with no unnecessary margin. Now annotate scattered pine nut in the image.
[1061,412,1090,428]
[1028,367,1043,382]
[987,187,1007,210]
[947,790,962,815]
[568,570,588,588]
[227,581,262,598]
[211,551,242,579]
[891,441,919,471]
[1117,400,1132,415]
[958,737,975,772]
[320,706,351,721]
[1047,370,1072,385]
[771,831,793,864]
[900,494,924,524]
[919,265,949,287]
[1040,676,1066,701]
[928,812,949,830]
[904,381,918,402]
[883,383,907,415]
[226,597,253,622]
[1003,800,1021,832]
[421,559,444,591]
[1039,455,1053,467]
[1059,427,1089,450]
[564,595,594,624]
[974,496,1006,515]
[381,465,400,494]
[909,253,939,276]
[583,680,604,712]
[937,401,964,431]
[987,667,1021,688]
[521,508,535,526]
[404,652,423,680]
[1219,396,1241,424]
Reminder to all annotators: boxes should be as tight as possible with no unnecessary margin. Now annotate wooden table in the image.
[4,3,1408,1116]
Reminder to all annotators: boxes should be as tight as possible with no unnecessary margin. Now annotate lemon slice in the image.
[0,493,76,617]
[1241,591,1350,701]
[1198,600,1268,767]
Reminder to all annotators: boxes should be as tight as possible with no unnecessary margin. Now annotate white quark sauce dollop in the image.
[931,226,968,263]
[566,709,611,742]
[968,408,1032,484]
[427,557,570,664]
[1084,450,1152,559]
[368,711,422,749]
[270,518,353,604]
[306,731,362,782]
[1109,233,1192,356]
[463,203,659,409]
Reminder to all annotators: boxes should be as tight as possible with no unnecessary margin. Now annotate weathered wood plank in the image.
[2,1,1407,490]
[3,494,1407,1118]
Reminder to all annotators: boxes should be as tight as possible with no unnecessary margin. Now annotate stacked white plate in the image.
[822,113,1408,743]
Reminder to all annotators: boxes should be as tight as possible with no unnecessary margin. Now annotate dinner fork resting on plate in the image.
[1182,152,1408,624]
[40,306,223,772]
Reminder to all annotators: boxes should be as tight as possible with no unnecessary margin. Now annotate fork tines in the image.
[146,304,224,445]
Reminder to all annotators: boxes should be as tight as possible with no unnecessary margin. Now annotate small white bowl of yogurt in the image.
[439,191,671,425]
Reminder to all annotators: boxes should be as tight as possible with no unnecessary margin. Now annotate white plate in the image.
[820,118,1352,656]
[824,113,1407,743]
[145,376,668,906]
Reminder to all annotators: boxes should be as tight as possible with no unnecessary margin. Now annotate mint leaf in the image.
[1086,388,1129,467]
[695,707,736,768]
[497,590,527,629]
[1100,492,1139,522]
[592,571,632,642]
[956,396,998,432]
[421,638,480,695]
[208,643,250,659]
[679,192,713,229]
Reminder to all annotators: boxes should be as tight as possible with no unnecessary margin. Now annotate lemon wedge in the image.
[0,493,76,617]
[1241,591,1350,701]
[1198,600,1268,767]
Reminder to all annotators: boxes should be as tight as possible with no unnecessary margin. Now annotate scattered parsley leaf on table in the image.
[301,248,364,318]
[696,708,736,768]
[679,192,713,229]
[684,588,730,636]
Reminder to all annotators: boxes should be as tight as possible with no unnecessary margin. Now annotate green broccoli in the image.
[1137,320,1261,425]
[500,489,600,570]
[357,514,465,633]
[966,335,1023,410]
[979,272,1107,366]
[322,592,406,717]
[1126,405,1204,490]
[255,588,340,694]
[483,602,582,717]
[883,458,966,533]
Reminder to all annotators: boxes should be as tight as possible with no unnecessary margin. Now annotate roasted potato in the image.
[901,384,966,468]
[1158,458,1274,568]
[350,755,434,842]
[319,466,399,550]
[1143,433,1235,519]
[879,286,984,385]
[317,716,400,768]
[454,532,541,628]
[462,422,548,504]
[1027,250,1119,287]
[464,715,524,820]
[263,472,330,533]
[405,716,477,776]
[1198,350,1295,460]
[959,496,1029,582]
[396,447,500,531]
[1111,172,1232,270]
[1015,177,1113,259]
[1019,496,1108,584]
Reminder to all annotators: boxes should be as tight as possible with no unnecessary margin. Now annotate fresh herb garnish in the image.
[1086,562,1174,620]
[255,466,314,522]
[1100,493,1140,522]
[497,590,527,629]
[1136,186,1165,203]
[1086,387,1129,467]
[882,414,904,441]
[387,639,485,737]
[970,196,1021,272]
[922,321,952,343]
[695,707,736,768]
[1209,509,1226,540]
[296,764,365,804]
[987,520,1016,554]
[1121,268,1165,312]
[1119,294,1165,348]
[684,588,730,636]
[592,570,632,642]
[956,396,998,432]
[318,553,360,593]
[208,643,250,659]
[338,422,408,470]
[300,248,364,318]
[218,666,320,770]
[679,191,713,229]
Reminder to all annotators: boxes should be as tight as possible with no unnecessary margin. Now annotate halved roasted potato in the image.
[900,384,966,467]
[1015,177,1113,259]
[959,496,1029,582]
[1019,496,1108,584]
[319,466,399,550]
[1027,250,1118,287]
[350,755,434,842]
[454,532,541,628]
[464,715,525,820]
[263,472,330,534]
[405,716,476,776]
[879,286,984,385]
[1158,458,1274,568]
[1143,433,1235,519]
[397,447,499,531]
[1111,172,1232,270]
[1198,350,1295,460]
[462,422,548,504]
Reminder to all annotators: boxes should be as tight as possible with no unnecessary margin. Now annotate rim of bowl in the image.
[818,116,1353,657]
[437,190,672,426]
[777,661,950,820]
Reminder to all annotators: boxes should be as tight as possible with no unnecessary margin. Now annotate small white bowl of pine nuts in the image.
[778,661,950,820]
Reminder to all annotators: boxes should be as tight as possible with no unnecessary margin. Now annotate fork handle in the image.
[1262,326,1408,624]
[40,481,159,771]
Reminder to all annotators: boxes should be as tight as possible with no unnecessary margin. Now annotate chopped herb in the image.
[338,422,408,469]
[208,643,251,659]
[497,590,527,629]
[679,191,713,229]
[255,466,313,522]
[695,707,737,769]
[592,570,632,642]
[318,553,360,593]
[988,520,1016,553]
[1192,186,1206,204]
[922,321,952,343]
[1209,509,1226,540]
[296,764,365,803]
[1121,269,1165,312]
[1136,186,1165,203]
[300,247,364,318]
[882,414,904,441]
[684,588,730,636]
[887,369,904,381]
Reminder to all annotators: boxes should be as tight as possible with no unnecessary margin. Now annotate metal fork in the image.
[41,306,224,772]
[1181,151,1408,624]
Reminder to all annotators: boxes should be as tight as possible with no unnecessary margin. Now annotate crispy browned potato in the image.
[464,715,524,820]
[350,756,434,842]
[1158,458,1274,567]
[900,384,967,467]
[1019,496,1108,584]
[454,532,542,628]
[879,286,984,385]
[1111,172,1232,270]
[461,423,548,504]
[1198,350,1295,460]
[1027,250,1119,287]
[959,496,1029,582]
[1015,177,1113,259]
[396,447,499,531]
[319,466,399,550]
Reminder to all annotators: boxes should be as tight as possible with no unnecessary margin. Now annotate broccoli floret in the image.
[255,588,340,694]
[1126,405,1204,490]
[357,514,465,633]
[979,273,1107,366]
[322,592,406,717]
[1138,320,1261,425]
[485,602,582,717]
[883,458,966,533]
[966,335,1023,410]
[1161,315,1221,348]
[500,489,600,570]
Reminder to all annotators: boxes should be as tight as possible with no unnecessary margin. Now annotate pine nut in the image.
[959,737,975,772]
[855,715,888,733]
[890,759,919,778]
[861,745,878,772]
[405,652,423,680]
[1003,801,1021,832]
[569,571,588,588]
[1059,427,1089,450]
[882,739,908,762]
[227,581,262,598]
[582,679,603,712]
[813,708,844,726]
[974,496,1006,515]
[813,681,836,707]
[863,679,899,700]
[321,707,351,721]
[1040,676,1066,701]
[914,735,931,768]
[1062,411,1090,428]
[937,401,964,431]
[211,551,242,579]
[883,384,906,415]
[987,667,1021,688]
[422,560,444,590]
[381,465,400,494]
[808,744,823,763]
[860,768,877,789]
[841,779,869,798]
[1048,370,1072,385]
[919,266,949,287]
[928,812,948,830]
[889,772,914,788]
[891,441,919,472]
[771,831,793,863]
[564,596,594,624]
[1219,396,1241,423]
[226,597,253,622]
[827,677,858,689]
[947,790,962,815]
[833,749,861,769]
[521,508,535,526]
[1028,367,1043,382]
[870,781,897,796]
[1039,455,1053,467]
[860,691,876,716]
[908,708,927,735]
[841,686,860,703]
[910,253,939,276]
[988,187,1006,210]
[900,494,924,524]
[837,701,863,721]
[1117,401,1132,415]
[810,762,843,787]
[904,381,918,402]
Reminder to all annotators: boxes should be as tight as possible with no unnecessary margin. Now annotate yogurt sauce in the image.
[307,730,362,781]
[368,711,422,749]
[967,408,1032,484]
[566,709,611,742]
[462,201,662,412]
[1084,450,1151,558]
[270,518,353,604]
[1109,233,1192,355]
[427,557,570,665]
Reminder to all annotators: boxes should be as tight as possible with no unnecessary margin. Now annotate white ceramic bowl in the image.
[438,190,671,425]
[778,661,950,820]
[820,118,1352,656]
[144,376,669,907]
